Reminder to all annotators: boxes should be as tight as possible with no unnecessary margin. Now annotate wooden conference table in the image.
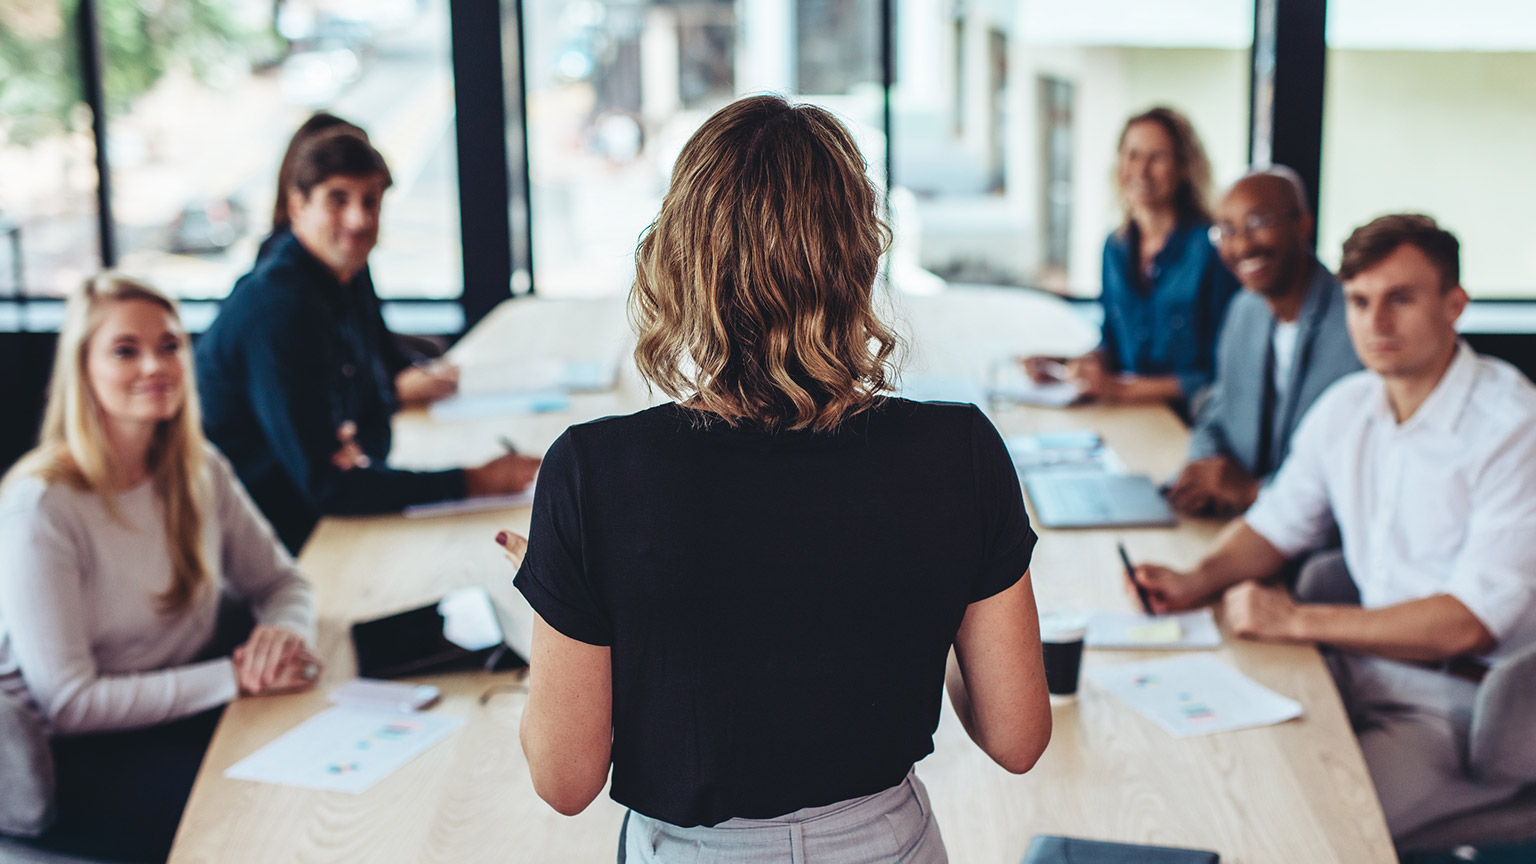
[169,288,1396,863]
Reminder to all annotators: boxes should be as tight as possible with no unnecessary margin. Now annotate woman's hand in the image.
[1067,354,1122,401]
[396,361,461,404]
[495,530,529,571]
[1020,355,1070,384]
[233,625,320,696]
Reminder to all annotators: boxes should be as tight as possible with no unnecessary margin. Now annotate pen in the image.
[498,436,519,456]
[1118,541,1154,616]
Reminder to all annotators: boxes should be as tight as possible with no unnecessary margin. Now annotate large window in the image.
[9,0,464,301]
[520,0,881,298]
[1319,0,1536,298]
[0,1,95,298]
[890,0,1254,297]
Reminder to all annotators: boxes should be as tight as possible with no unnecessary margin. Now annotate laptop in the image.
[1022,469,1177,529]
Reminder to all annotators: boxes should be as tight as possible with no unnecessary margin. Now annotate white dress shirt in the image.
[1245,341,1536,663]
[1271,319,1301,403]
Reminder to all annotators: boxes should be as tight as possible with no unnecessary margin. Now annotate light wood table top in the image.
[169,289,1395,863]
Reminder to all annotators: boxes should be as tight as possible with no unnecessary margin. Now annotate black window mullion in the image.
[77,0,115,268]
[1251,0,1327,238]
[448,0,516,332]
[881,0,895,208]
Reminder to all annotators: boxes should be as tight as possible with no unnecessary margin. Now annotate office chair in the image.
[0,690,50,840]
[1294,551,1536,854]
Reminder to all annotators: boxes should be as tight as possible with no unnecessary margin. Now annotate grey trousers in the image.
[1327,652,1526,838]
[619,770,947,864]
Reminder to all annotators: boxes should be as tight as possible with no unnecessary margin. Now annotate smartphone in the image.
[329,678,441,713]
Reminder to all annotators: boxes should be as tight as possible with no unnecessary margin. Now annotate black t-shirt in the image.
[514,398,1036,827]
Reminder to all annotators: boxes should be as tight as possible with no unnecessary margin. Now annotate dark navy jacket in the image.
[196,231,464,553]
[1099,221,1240,399]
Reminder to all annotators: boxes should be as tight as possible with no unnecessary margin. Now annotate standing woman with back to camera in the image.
[0,275,319,862]
[503,95,1051,863]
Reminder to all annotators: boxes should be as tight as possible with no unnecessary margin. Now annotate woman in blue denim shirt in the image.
[1026,107,1237,407]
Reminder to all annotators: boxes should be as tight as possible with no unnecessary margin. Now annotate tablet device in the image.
[1022,835,1219,863]
[351,586,527,679]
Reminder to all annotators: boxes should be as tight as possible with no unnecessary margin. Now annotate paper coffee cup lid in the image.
[1038,611,1089,641]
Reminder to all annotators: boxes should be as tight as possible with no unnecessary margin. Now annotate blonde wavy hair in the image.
[3,274,209,614]
[630,95,900,432]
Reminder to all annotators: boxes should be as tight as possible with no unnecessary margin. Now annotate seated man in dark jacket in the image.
[196,130,538,553]
[1167,167,1362,517]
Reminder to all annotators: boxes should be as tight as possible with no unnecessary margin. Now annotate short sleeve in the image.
[1244,387,1339,557]
[969,408,1038,603]
[513,431,613,646]
[1442,427,1536,641]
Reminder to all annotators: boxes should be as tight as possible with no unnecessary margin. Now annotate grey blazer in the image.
[1188,261,1362,478]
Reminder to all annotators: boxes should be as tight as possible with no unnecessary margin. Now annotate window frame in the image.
[8,0,1536,339]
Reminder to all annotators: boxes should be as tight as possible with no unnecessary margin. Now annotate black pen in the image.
[1118,541,1154,616]
[498,436,519,456]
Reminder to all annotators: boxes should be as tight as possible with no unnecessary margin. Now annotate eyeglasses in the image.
[1209,210,1299,245]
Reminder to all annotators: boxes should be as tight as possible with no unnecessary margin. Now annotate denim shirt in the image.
[1099,221,1239,399]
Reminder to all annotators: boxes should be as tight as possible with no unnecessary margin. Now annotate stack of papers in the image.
[1006,430,1126,474]
[989,359,1082,407]
[457,358,619,395]
[1086,655,1303,738]
[429,357,619,421]
[225,706,465,794]
[430,389,569,421]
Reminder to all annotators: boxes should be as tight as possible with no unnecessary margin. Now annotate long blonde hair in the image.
[630,95,900,432]
[3,273,209,614]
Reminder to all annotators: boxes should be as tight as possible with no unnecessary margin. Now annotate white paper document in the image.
[429,388,570,421]
[402,489,535,518]
[457,358,620,395]
[1085,608,1222,650]
[1005,431,1127,474]
[224,706,465,794]
[1085,655,1303,738]
[989,360,1082,407]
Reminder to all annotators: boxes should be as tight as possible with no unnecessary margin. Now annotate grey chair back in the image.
[0,689,53,838]
[1469,639,1536,785]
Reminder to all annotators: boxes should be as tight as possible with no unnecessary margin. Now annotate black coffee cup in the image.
[1039,613,1088,696]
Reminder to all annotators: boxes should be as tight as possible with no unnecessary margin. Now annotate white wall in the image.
[1319,50,1536,296]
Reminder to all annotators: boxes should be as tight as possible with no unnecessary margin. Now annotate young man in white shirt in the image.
[1134,214,1536,838]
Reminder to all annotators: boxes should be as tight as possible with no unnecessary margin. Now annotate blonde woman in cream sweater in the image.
[0,274,319,862]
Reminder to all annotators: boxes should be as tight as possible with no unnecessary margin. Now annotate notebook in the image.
[1022,835,1219,863]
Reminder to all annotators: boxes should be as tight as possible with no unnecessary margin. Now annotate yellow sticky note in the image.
[1126,619,1184,644]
